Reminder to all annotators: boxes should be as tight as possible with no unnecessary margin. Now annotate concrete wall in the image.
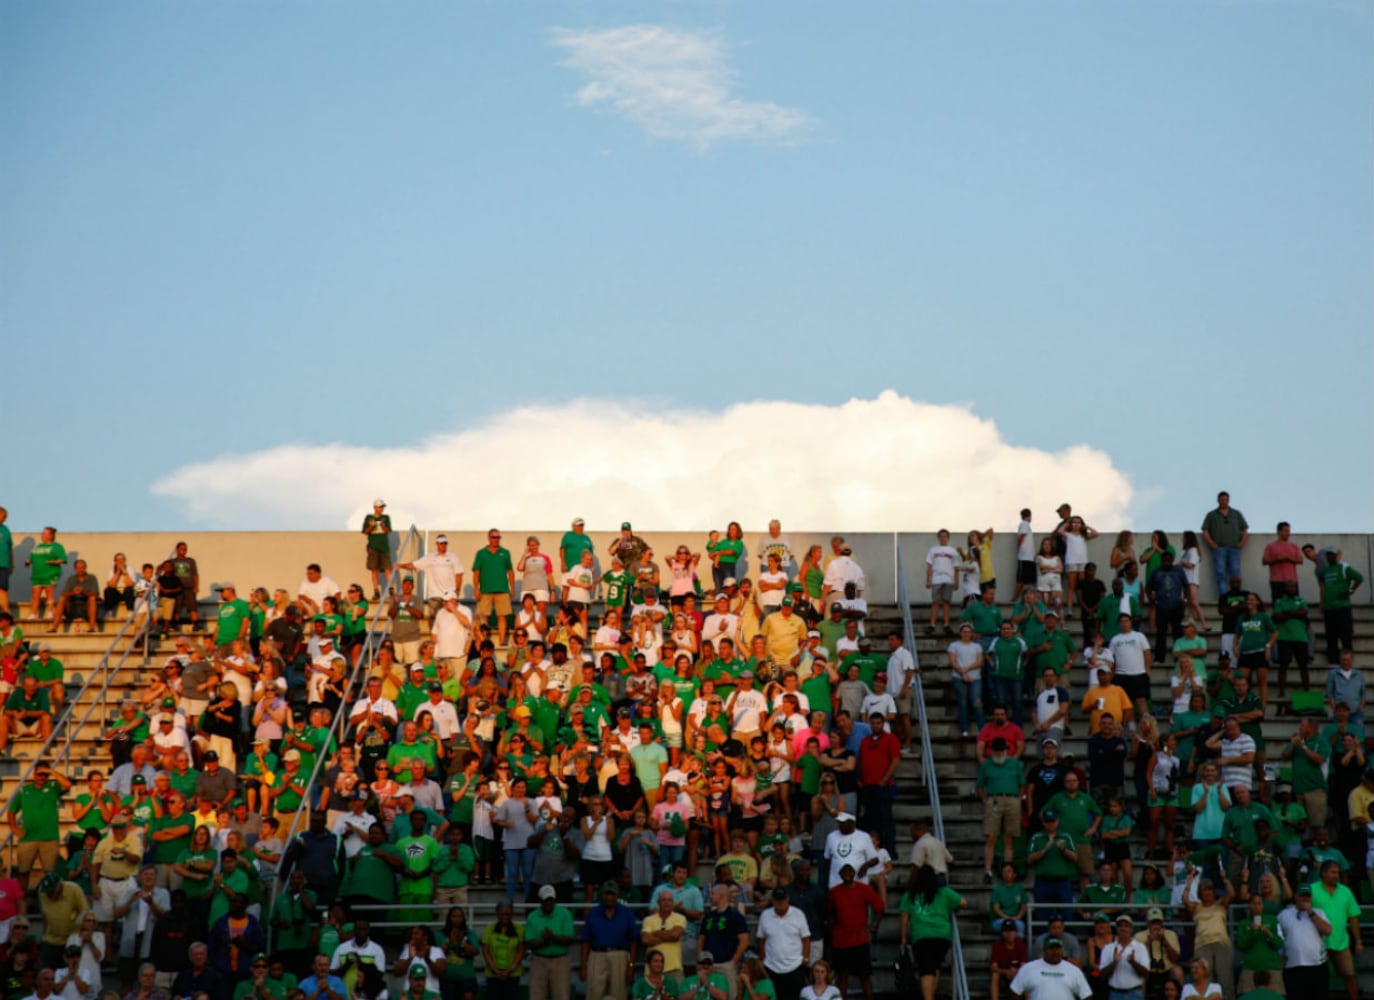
[5,527,1369,607]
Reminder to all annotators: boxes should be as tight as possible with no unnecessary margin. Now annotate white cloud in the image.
[150,391,1135,531]
[550,25,812,150]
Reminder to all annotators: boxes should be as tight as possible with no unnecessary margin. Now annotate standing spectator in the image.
[757,887,811,1000]
[1317,551,1363,665]
[114,866,168,988]
[885,633,917,755]
[523,885,575,1000]
[978,738,1026,884]
[1177,533,1211,631]
[985,622,1028,727]
[360,500,392,600]
[1261,523,1303,604]
[1097,917,1149,1000]
[558,517,594,574]
[1026,812,1081,923]
[826,861,883,1000]
[701,884,750,1000]
[7,763,72,883]
[1307,859,1361,1000]
[1108,615,1152,722]
[1205,716,1256,794]
[1087,716,1128,810]
[856,712,900,857]
[1276,886,1333,1000]
[925,530,959,634]
[579,881,638,1000]
[386,576,427,666]
[948,624,986,737]
[26,526,67,623]
[37,873,88,971]
[1146,553,1188,663]
[168,542,201,633]
[472,530,515,647]
[1270,581,1311,698]
[396,535,465,616]
[1201,492,1249,600]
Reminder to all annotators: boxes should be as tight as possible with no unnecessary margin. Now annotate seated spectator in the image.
[52,559,100,633]
[1,674,55,751]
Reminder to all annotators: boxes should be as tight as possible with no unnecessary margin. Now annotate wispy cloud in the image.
[150,392,1136,531]
[550,25,812,150]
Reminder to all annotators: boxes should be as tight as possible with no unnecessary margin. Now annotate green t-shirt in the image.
[1270,801,1306,849]
[900,885,963,941]
[234,981,285,1000]
[1080,882,1126,907]
[560,531,595,570]
[24,656,63,683]
[977,757,1025,797]
[674,972,731,1000]
[1271,595,1309,643]
[841,652,886,687]
[631,741,669,791]
[798,660,832,711]
[472,547,514,594]
[1173,709,1211,764]
[523,904,575,957]
[216,599,252,645]
[73,791,116,832]
[990,881,1027,921]
[1308,880,1360,950]
[395,682,430,721]
[1172,635,1208,663]
[1099,812,1134,845]
[797,754,822,795]
[271,769,307,812]
[435,842,475,889]
[396,834,442,895]
[170,768,201,801]
[480,924,524,971]
[150,812,195,863]
[29,541,67,586]
[364,513,392,553]
[961,601,1003,637]
[1015,602,1048,648]
[444,928,481,981]
[342,601,370,637]
[1026,830,1079,879]
[988,636,1026,680]
[1039,630,1077,674]
[1319,563,1363,609]
[602,570,634,609]
[178,847,218,898]
[7,780,63,842]
[122,793,155,828]
[1235,613,1275,654]
[207,866,250,927]
[1041,792,1100,838]
[343,844,399,903]
[1234,914,1282,970]
[5,687,51,716]
[1290,736,1330,794]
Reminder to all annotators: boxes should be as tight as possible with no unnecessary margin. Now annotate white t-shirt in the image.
[1108,632,1150,677]
[1181,983,1223,1000]
[801,987,842,1000]
[947,640,984,682]
[1179,547,1202,587]
[1017,521,1035,561]
[758,571,789,609]
[729,689,768,732]
[860,692,897,719]
[887,646,915,694]
[564,564,595,603]
[756,905,811,973]
[413,551,464,598]
[823,556,865,595]
[400,945,448,994]
[1062,533,1088,566]
[1035,686,1068,729]
[926,545,959,586]
[1098,939,1147,990]
[433,604,472,660]
[1008,959,1093,1000]
[298,575,341,609]
[701,613,739,645]
[822,829,879,887]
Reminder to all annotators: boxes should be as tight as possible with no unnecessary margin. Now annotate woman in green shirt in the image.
[442,906,480,1000]
[707,523,745,592]
[633,949,680,999]
[988,861,1027,934]
[479,903,523,998]
[71,771,117,832]
[173,824,218,933]
[1172,692,1212,782]
[800,545,825,610]
[1135,864,1170,906]
[898,865,966,1000]
[1234,594,1277,704]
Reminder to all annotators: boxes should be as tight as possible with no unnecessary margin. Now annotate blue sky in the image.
[3,1,1370,533]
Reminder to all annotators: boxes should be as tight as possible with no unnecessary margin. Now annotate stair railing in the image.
[896,540,970,1000]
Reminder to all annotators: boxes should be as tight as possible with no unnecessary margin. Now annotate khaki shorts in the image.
[983,796,1020,840]
[366,549,393,572]
[896,690,914,715]
[476,593,513,619]
[1075,842,1095,877]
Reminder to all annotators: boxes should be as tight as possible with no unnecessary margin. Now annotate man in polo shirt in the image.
[1308,859,1363,1000]
[525,885,575,1000]
[472,530,514,647]
[7,763,71,884]
[649,862,705,970]
[91,817,144,935]
[1097,916,1148,1000]
[977,705,1027,763]
[978,737,1026,884]
[1009,935,1092,1000]
[580,880,637,1000]
[1201,491,1249,601]
[757,886,811,1000]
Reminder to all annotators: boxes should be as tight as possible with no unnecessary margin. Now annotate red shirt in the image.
[857,731,901,786]
[1263,541,1302,584]
[826,880,885,949]
[977,722,1026,754]
[992,937,1028,976]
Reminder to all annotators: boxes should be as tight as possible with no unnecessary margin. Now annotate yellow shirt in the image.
[642,911,687,973]
[92,830,145,880]
[762,614,807,665]
[1082,685,1133,734]
[1348,784,1374,833]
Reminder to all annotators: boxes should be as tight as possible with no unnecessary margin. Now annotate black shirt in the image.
[1087,734,1127,788]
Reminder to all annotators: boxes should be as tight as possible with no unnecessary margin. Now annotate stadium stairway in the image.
[6,601,1374,998]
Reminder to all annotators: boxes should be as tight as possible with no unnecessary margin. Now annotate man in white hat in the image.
[822,811,879,889]
[432,592,472,676]
[360,499,393,600]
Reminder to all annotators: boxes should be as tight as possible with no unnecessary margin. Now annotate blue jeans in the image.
[659,843,685,869]
[1109,990,1143,1000]
[991,677,1023,726]
[953,676,984,734]
[1033,877,1074,928]
[503,847,535,902]
[1212,546,1241,599]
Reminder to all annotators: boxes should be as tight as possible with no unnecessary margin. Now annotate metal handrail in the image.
[896,541,970,1000]
[1,573,164,870]
[268,525,422,941]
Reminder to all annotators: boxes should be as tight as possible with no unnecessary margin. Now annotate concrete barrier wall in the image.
[5,527,1369,608]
